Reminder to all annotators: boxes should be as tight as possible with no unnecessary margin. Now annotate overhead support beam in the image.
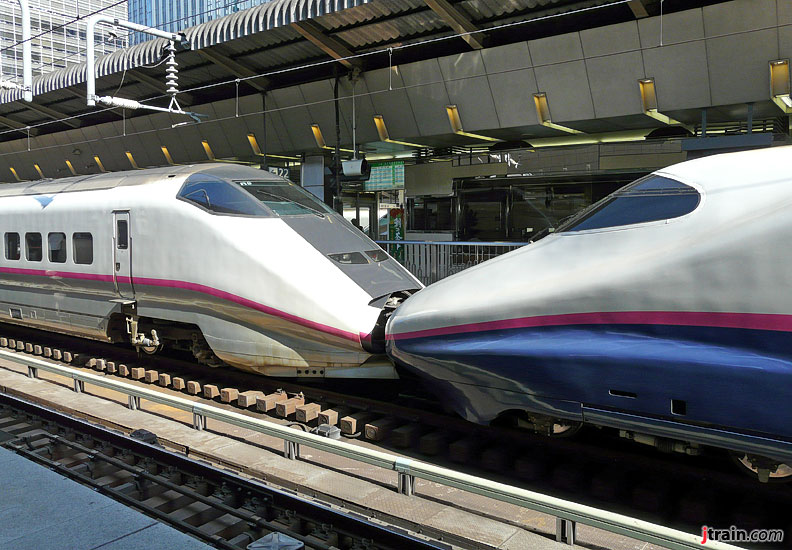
[18,101,79,128]
[127,69,195,104]
[196,49,270,92]
[627,0,649,18]
[0,114,35,134]
[424,0,485,50]
[291,20,360,69]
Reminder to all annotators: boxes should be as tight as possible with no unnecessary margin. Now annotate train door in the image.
[113,211,134,299]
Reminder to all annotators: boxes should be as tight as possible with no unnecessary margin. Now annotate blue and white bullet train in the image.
[387,146,792,480]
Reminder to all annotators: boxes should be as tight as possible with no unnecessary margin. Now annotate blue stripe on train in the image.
[387,324,792,439]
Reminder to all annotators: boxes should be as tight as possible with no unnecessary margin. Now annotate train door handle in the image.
[115,263,120,271]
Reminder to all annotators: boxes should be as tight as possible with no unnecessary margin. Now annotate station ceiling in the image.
[0,0,783,181]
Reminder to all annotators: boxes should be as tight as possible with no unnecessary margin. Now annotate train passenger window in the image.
[73,233,93,265]
[117,220,128,249]
[559,176,700,233]
[178,176,269,216]
[4,232,20,260]
[25,233,42,262]
[48,232,66,263]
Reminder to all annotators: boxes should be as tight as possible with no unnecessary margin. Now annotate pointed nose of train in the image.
[384,252,519,374]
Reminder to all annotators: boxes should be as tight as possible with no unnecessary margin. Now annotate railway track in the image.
[0,322,789,549]
[0,392,448,550]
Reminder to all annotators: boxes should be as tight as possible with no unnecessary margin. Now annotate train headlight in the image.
[365,249,388,262]
[328,252,369,264]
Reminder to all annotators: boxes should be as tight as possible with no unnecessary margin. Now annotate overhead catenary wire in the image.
[18,0,268,78]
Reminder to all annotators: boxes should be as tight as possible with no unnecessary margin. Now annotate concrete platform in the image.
[0,446,210,550]
[0,358,665,550]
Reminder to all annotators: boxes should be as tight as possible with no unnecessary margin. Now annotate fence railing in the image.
[0,348,744,550]
[377,240,528,285]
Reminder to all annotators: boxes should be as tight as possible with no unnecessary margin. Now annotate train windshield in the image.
[558,175,700,233]
[235,180,334,217]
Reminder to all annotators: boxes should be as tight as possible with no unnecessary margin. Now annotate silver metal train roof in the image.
[0,163,281,197]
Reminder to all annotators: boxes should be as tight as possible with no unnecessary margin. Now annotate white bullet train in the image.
[0,163,421,378]
[387,145,792,480]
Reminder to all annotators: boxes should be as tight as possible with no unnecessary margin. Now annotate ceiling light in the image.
[125,151,140,169]
[161,146,175,165]
[247,133,263,156]
[33,164,43,179]
[770,59,792,113]
[637,79,686,126]
[311,124,326,149]
[533,94,583,135]
[373,115,425,148]
[201,140,215,161]
[445,105,500,142]
[94,155,106,173]
[9,166,20,181]
[267,153,300,160]
[65,159,77,175]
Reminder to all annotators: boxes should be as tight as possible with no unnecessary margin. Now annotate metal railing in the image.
[377,240,528,285]
[0,348,743,550]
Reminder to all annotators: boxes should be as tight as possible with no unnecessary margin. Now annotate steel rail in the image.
[0,347,744,550]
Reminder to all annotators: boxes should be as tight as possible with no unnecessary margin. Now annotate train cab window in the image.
[178,176,269,216]
[48,232,66,263]
[116,220,128,249]
[25,233,42,262]
[4,232,20,260]
[559,176,700,233]
[235,180,334,217]
[73,233,93,265]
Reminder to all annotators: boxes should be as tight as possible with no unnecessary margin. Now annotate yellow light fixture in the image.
[309,123,356,153]
[267,153,300,160]
[94,155,106,173]
[770,60,792,113]
[445,105,500,142]
[533,94,583,134]
[201,140,215,161]
[65,159,77,175]
[9,166,20,181]
[33,164,44,179]
[310,124,327,149]
[160,146,175,165]
[373,115,425,148]
[637,79,686,126]
[247,133,263,156]
[125,151,140,170]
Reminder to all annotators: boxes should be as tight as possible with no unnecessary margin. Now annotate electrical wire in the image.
[0,0,127,54]
[0,0,259,81]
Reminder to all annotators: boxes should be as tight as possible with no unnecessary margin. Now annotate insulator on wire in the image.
[165,40,179,97]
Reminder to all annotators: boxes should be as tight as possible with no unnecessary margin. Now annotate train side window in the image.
[4,232,20,260]
[25,233,42,262]
[73,233,93,265]
[559,176,700,233]
[48,232,67,263]
[117,220,128,249]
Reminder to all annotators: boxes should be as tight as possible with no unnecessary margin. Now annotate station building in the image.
[0,0,786,242]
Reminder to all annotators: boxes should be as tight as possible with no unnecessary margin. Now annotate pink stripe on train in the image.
[386,311,792,341]
[0,267,360,343]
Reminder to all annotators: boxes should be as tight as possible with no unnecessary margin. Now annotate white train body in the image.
[387,146,792,468]
[0,164,421,378]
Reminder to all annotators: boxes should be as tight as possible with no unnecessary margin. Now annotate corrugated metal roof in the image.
[0,0,373,103]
